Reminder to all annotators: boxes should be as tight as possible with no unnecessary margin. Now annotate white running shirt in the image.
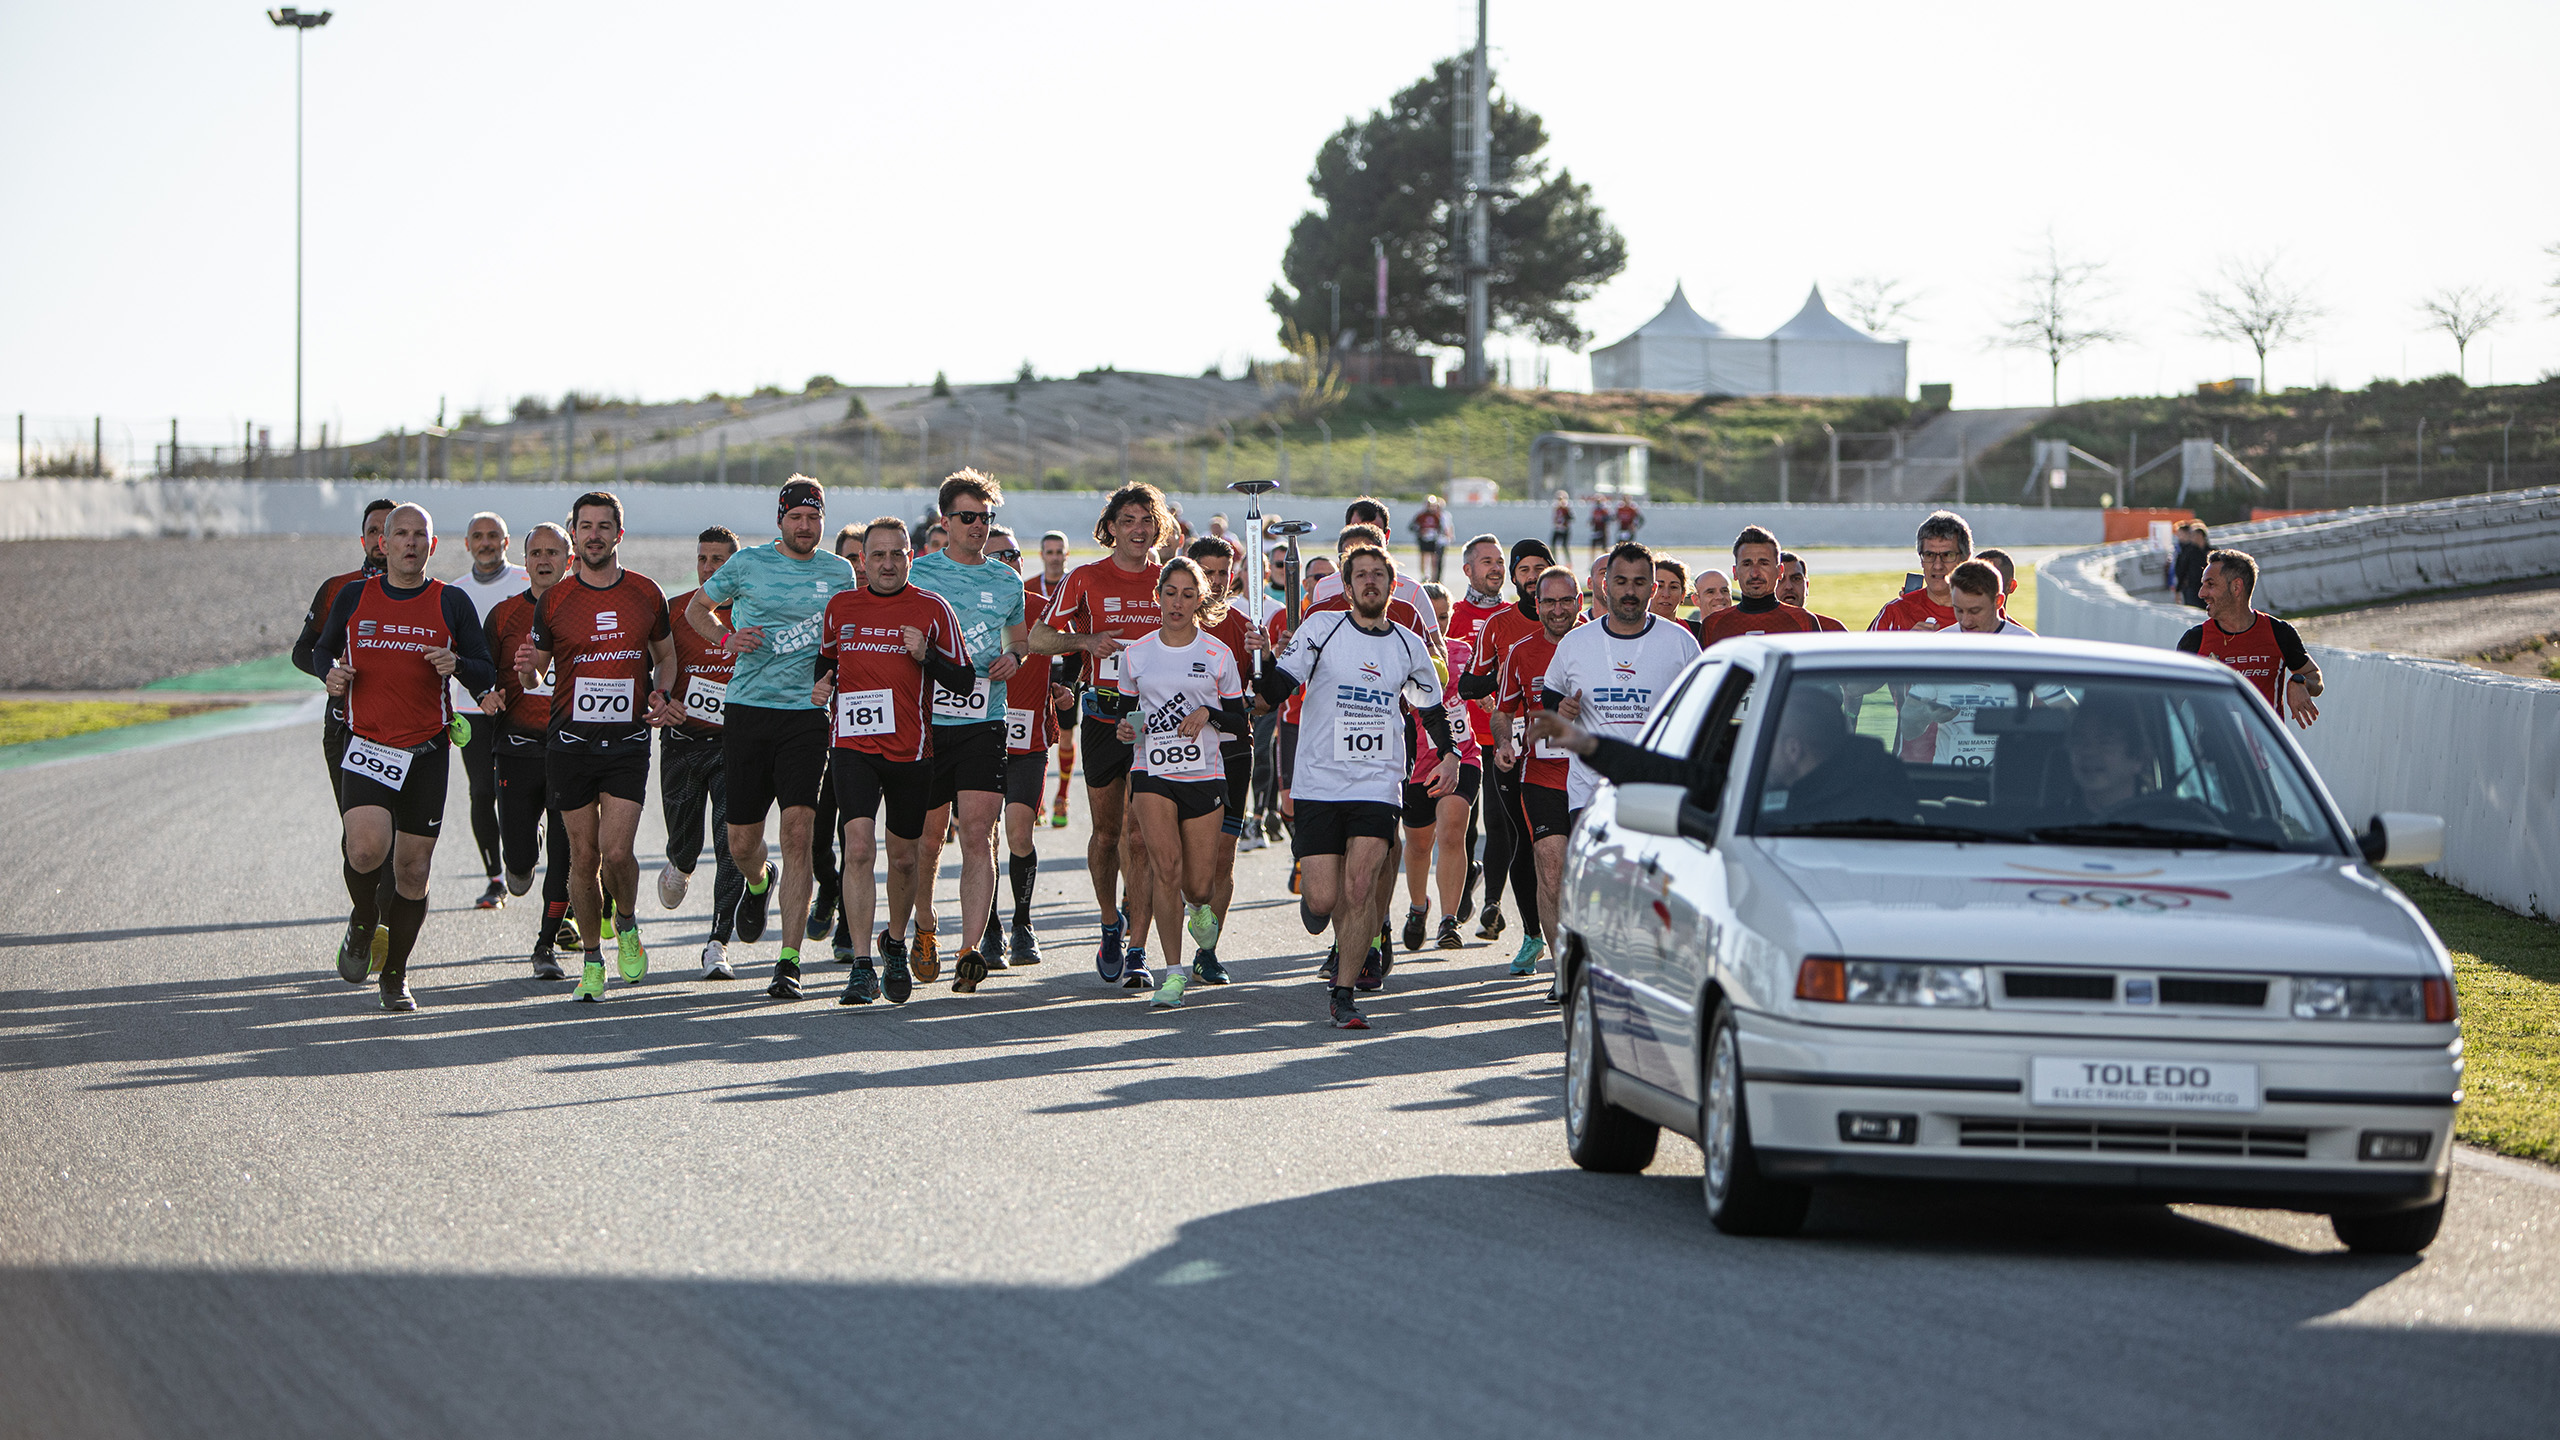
[1119,630,1243,783]
[449,563,529,710]
[1306,571,1442,643]
[1275,610,1443,805]
[1541,614,1700,807]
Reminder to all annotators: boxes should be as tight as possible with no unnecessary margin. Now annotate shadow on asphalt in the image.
[5,1171,2551,1440]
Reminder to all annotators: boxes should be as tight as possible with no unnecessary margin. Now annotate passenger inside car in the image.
[1761,689,1918,826]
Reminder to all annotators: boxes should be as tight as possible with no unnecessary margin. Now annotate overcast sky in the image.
[5,0,2555,456]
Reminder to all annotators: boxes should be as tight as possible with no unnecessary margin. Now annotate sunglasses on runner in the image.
[990,547,1022,561]
[946,510,991,525]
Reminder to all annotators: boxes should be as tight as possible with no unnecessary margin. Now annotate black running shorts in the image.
[1002,750,1048,809]
[1401,763,1481,829]
[548,745,650,811]
[929,720,1006,806]
[1523,782,1574,842]
[1080,714,1135,790]
[1290,797,1401,857]
[832,746,931,840]
[336,733,451,837]
[1131,770,1225,822]
[722,702,828,822]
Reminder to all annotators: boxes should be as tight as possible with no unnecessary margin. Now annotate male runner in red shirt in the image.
[1453,538,1553,945]
[1032,529,1077,828]
[1491,565,1583,978]
[293,497,395,804]
[2179,547,2323,728]
[992,524,1072,968]
[659,526,745,980]
[1869,509,1972,633]
[1700,526,1824,646]
[1777,551,1847,631]
[482,522,575,978]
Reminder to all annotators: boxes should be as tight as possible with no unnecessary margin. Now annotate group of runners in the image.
[293,478,2321,1026]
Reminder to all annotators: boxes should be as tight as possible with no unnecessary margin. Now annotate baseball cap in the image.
[778,477,824,514]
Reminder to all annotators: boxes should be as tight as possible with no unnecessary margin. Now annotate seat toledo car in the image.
[1555,633,2458,1252]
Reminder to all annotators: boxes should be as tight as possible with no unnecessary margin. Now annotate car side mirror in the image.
[2359,812,2445,868]
[1617,783,1717,846]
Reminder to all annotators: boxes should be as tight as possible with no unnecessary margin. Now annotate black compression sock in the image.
[1009,851,1037,924]
[539,900,567,947]
[345,860,386,934]
[384,891,428,975]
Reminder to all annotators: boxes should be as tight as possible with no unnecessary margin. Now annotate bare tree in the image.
[1996,232,2126,408]
[1835,275,1921,337]
[2195,253,2324,395]
[2415,285,2512,383]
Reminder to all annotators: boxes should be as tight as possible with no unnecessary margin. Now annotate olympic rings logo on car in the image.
[2020,886,2193,913]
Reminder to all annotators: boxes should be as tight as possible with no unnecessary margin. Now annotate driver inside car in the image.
[2049,699,2218,831]
[1760,688,1917,827]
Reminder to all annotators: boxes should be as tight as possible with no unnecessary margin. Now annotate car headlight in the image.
[1795,957,1986,1008]
[2290,975,2456,1022]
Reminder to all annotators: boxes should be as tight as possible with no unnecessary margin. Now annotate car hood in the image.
[1756,839,2442,976]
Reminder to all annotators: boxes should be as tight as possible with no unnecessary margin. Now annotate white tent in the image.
[1589,283,1907,399]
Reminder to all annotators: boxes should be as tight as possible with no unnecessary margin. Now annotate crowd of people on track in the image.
[292,474,2323,1023]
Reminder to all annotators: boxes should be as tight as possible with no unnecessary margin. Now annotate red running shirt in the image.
[668,587,736,733]
[484,590,550,734]
[822,583,967,761]
[1869,589,1957,633]
[1699,600,1825,647]
[344,578,458,747]
[2180,611,2310,711]
[532,571,672,752]
[1498,628,1568,790]
[1048,557,1160,698]
[1003,580,1061,755]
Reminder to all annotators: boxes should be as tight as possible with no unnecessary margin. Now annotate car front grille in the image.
[1957,1117,2309,1159]
[2158,977,2268,1007]
[2004,972,2115,1001]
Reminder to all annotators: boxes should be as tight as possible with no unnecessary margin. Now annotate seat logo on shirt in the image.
[596,610,619,629]
[356,621,377,637]
[1102,597,1122,613]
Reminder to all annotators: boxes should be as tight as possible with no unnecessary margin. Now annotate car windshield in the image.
[1745,666,2346,854]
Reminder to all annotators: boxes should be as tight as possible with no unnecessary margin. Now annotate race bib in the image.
[1096,649,1124,687]
[933,675,995,723]
[1532,712,1566,759]
[681,677,727,727]
[1143,728,1216,780]
[524,668,554,698]
[835,687,894,739]
[341,735,413,790]
[1005,706,1036,750]
[573,675,632,725]
[1334,708,1392,764]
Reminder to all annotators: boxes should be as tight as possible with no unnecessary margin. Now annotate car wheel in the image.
[1700,1000,1810,1236]
[1564,961,1658,1173]
[2331,1196,2446,1255]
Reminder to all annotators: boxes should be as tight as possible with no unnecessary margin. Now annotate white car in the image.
[1555,633,2459,1252]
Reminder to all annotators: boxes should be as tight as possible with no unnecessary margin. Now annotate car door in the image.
[1627,659,1758,1102]
[1591,659,1725,1090]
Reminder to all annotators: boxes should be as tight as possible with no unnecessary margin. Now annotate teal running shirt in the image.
[907,549,1026,726]
[696,539,857,710]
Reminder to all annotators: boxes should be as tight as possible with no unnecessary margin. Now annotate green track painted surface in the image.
[142,653,320,693]
[0,701,308,772]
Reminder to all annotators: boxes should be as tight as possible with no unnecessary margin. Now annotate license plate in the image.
[2028,1056,2260,1113]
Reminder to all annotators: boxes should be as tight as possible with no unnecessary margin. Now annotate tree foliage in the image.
[1268,57,1626,354]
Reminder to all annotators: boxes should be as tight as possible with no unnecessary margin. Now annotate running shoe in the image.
[1050,798,1069,828]
[700,940,734,980]
[735,863,776,943]
[599,904,618,949]
[831,937,857,965]
[505,868,534,898]
[766,957,802,1000]
[336,922,372,985]
[1318,942,1339,984]
[657,863,689,910]
[1356,944,1385,993]
[556,914,581,950]
[370,925,389,976]
[1009,921,1043,967]
[1287,859,1302,895]
[1185,901,1220,954]
[1262,813,1284,842]
[1476,905,1506,942]
[530,944,565,981]
[1327,985,1369,1030]
[840,962,879,1005]
[616,925,647,983]
[1510,934,1546,976]
[807,890,836,942]
[1299,897,1326,935]
[1095,919,1126,983]
[1458,862,1481,923]
[1194,949,1229,985]
[881,949,914,1005]
[1236,831,1265,853]
[1151,972,1188,1009]
[1437,916,1464,951]
[475,878,507,910]
[574,957,606,1002]
[910,929,941,984]
[1401,906,1426,953]
[379,971,416,1012]
[1123,949,1152,990]
[953,949,989,994]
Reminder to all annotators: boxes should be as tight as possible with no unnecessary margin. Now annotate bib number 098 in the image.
[341,736,414,791]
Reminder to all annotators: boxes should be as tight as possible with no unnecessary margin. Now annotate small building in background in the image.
[1590,283,1908,399]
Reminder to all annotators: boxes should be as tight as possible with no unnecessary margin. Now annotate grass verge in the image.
[2390,872,2560,1165]
[0,700,234,747]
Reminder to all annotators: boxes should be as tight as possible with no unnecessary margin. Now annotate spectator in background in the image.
[2174,522,2210,608]
[920,524,947,556]
[1411,495,1451,584]
[1207,514,1230,543]
[1586,495,1610,561]
[1614,494,1642,545]
[1550,491,1575,565]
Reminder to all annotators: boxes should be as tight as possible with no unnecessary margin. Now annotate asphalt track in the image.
[5,719,2559,1439]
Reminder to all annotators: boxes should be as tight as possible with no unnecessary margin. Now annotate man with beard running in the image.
[451,511,530,909]
[657,526,747,980]
[523,491,679,1003]
[291,495,395,972]
[1455,538,1553,950]
[1700,527,1825,646]
[1776,551,1848,632]
[1490,565,1584,981]
[689,478,857,1000]
[990,524,1069,968]
[1253,545,1459,1031]
[481,523,577,978]
[303,503,496,1011]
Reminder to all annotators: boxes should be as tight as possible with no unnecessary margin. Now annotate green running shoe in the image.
[1509,935,1546,977]
[1150,972,1188,1009]
[1185,902,1220,954]
[369,924,388,976]
[599,904,619,949]
[616,925,647,982]
[573,958,606,1002]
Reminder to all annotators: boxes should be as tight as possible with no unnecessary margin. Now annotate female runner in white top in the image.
[1113,556,1250,1007]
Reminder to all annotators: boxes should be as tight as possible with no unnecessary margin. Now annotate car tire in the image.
[2330,1196,2446,1255]
[1700,1000,1810,1237]
[1563,961,1658,1174]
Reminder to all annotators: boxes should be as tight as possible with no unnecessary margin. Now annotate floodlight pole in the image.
[268,9,332,458]
[1459,0,1491,388]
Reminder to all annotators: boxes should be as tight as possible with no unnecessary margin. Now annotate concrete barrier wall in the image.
[2038,485,2560,916]
[0,477,2105,550]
